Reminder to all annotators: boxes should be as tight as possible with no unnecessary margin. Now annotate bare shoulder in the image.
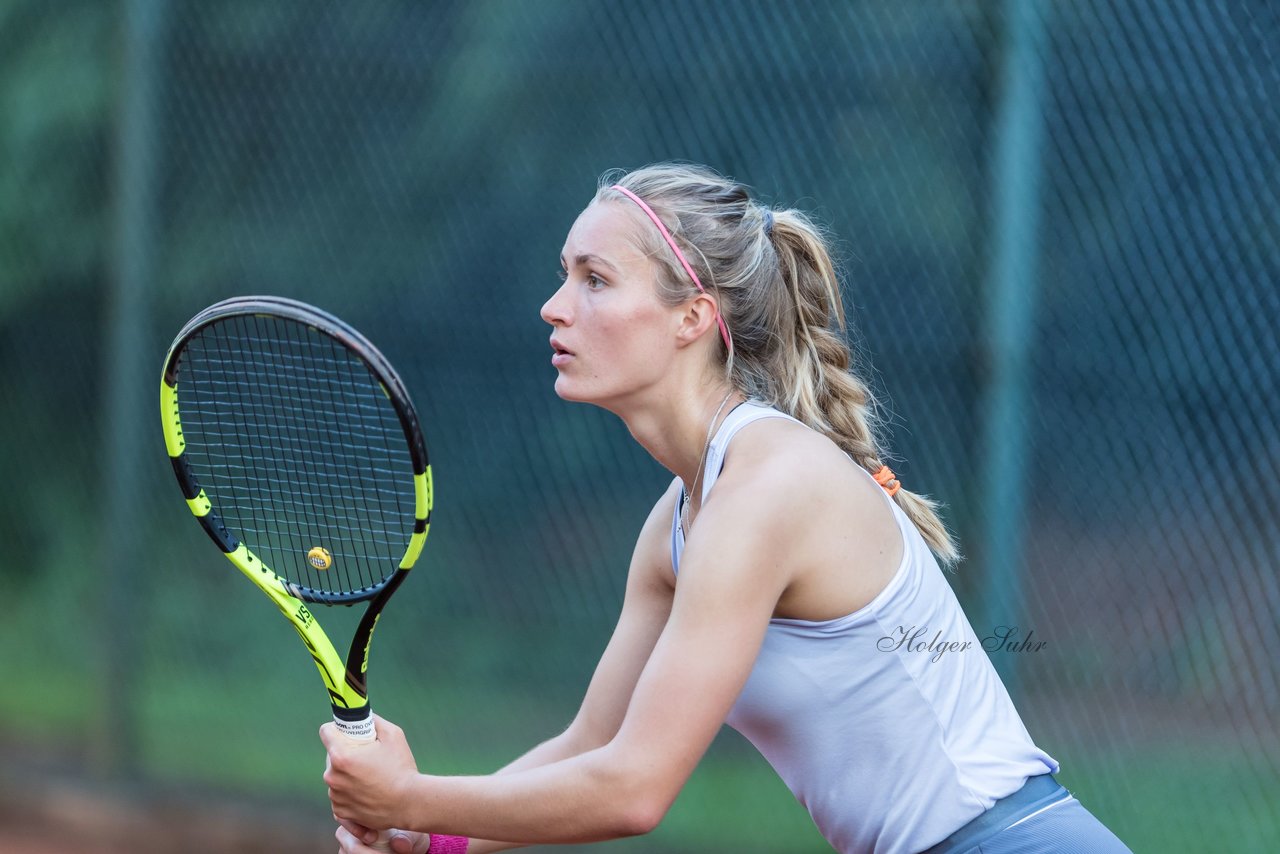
[628,477,681,590]
[711,416,904,620]
[715,416,864,506]
[652,474,684,519]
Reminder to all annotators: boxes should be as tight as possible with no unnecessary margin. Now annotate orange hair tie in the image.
[872,465,901,497]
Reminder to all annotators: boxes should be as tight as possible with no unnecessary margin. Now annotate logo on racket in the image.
[307,546,333,570]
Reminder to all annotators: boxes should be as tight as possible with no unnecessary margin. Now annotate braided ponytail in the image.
[599,163,959,567]
[766,211,959,567]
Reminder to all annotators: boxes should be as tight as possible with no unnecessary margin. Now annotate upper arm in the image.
[565,479,680,749]
[602,454,804,816]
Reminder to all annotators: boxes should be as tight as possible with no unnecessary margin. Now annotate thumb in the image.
[388,830,424,854]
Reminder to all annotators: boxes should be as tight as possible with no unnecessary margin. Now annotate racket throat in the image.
[344,666,369,698]
[342,573,407,697]
[343,610,382,698]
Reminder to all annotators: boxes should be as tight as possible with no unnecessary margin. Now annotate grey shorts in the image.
[919,774,1132,854]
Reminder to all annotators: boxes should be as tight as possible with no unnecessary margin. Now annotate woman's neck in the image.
[614,382,744,493]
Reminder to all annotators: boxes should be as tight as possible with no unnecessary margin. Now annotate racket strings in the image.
[178,315,415,596]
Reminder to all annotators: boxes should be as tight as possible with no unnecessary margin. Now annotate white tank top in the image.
[670,401,1058,854]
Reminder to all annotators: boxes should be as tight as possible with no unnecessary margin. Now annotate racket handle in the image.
[332,707,394,853]
[333,705,378,741]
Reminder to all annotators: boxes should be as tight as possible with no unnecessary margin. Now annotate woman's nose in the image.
[540,279,572,326]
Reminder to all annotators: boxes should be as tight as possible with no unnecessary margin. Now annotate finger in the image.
[389,831,429,854]
[372,713,393,738]
[339,824,402,854]
[338,819,373,839]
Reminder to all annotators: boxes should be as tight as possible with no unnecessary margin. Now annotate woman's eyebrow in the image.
[560,252,620,273]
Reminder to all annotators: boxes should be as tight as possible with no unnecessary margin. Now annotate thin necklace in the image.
[681,390,736,534]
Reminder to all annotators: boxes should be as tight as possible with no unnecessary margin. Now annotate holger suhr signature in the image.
[877,625,1047,662]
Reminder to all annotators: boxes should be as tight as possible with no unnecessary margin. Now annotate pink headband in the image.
[610,184,734,355]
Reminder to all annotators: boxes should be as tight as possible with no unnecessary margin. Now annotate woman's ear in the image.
[674,293,721,349]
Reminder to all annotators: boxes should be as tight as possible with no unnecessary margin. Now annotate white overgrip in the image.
[333,708,378,742]
[332,709,393,852]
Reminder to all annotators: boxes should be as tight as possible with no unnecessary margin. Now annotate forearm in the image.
[449,724,612,853]
[460,837,522,854]
[494,725,597,776]
[405,745,653,846]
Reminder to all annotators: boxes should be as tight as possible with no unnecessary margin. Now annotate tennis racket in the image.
[160,296,431,843]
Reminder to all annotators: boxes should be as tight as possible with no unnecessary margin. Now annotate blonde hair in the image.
[597,163,959,567]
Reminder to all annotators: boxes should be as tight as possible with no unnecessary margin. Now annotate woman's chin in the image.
[554,376,610,405]
[553,376,586,402]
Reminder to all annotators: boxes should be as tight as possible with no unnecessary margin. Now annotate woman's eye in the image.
[586,273,605,290]
[556,268,568,282]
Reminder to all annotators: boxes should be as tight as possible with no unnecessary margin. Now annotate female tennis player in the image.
[322,163,1130,853]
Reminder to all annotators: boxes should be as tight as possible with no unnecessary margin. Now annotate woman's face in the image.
[541,200,681,406]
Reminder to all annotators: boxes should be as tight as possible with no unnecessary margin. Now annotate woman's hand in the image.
[321,714,421,831]
[335,820,430,853]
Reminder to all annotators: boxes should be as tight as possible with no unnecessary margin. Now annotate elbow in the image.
[614,797,669,838]
[594,748,678,839]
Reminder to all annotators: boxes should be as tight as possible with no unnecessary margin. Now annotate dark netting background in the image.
[0,2,1276,851]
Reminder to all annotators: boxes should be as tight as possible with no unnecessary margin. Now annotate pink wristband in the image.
[428,834,469,853]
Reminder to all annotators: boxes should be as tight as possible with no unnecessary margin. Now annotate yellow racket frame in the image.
[159,296,432,736]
